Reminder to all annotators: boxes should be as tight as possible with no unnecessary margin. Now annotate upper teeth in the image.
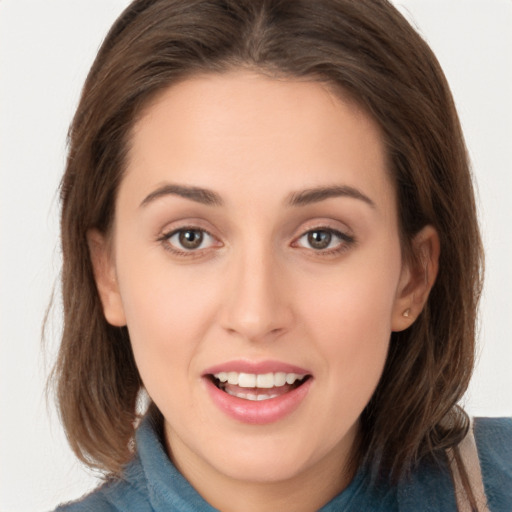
[213,371,306,388]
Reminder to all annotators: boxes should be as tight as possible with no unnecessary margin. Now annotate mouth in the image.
[203,363,314,424]
[207,371,311,401]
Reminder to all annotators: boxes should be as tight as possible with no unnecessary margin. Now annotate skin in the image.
[89,70,439,512]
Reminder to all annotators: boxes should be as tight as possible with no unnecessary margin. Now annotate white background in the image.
[1,1,511,510]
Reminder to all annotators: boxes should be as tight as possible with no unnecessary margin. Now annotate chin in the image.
[201,430,333,484]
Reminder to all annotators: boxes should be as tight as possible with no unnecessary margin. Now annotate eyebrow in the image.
[140,182,375,209]
[286,185,376,209]
[140,183,223,207]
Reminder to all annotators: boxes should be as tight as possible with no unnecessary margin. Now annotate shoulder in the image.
[54,483,119,512]
[474,417,512,511]
[396,418,512,511]
[53,458,153,512]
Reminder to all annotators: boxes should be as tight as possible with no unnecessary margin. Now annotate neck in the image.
[165,424,361,512]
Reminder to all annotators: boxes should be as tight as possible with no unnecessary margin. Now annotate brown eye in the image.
[178,229,204,249]
[307,230,332,250]
[162,228,217,253]
[295,227,355,254]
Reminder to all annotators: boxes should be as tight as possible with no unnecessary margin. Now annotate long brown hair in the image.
[52,0,483,484]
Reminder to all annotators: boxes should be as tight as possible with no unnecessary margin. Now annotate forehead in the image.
[123,70,394,214]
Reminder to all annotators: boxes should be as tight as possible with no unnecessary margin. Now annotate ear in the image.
[87,229,127,327]
[391,225,440,332]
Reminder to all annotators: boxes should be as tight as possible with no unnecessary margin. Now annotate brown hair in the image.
[52,0,483,486]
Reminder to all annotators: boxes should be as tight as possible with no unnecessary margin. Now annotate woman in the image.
[52,0,511,510]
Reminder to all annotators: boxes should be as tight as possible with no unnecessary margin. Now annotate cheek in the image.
[115,252,220,392]
[299,247,401,378]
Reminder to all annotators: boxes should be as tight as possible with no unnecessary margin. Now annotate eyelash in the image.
[157,226,355,258]
[157,226,218,258]
[293,227,355,256]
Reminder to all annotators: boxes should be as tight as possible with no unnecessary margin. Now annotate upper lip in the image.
[202,360,311,377]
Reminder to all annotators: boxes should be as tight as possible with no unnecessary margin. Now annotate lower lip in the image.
[204,377,312,425]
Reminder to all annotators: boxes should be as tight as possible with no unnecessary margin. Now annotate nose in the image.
[220,245,294,343]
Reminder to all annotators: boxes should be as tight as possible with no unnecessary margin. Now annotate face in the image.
[92,70,425,498]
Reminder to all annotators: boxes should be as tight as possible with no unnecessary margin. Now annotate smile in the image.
[203,363,313,424]
[211,371,308,401]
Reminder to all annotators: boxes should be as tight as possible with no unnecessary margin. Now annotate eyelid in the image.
[157,225,222,257]
[291,224,356,255]
[156,219,355,258]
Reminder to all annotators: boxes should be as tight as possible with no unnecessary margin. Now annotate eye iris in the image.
[307,230,331,249]
[179,230,203,249]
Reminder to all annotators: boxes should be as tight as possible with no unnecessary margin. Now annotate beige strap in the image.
[448,419,490,512]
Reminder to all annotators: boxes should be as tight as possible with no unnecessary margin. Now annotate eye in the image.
[295,228,354,253]
[161,228,217,253]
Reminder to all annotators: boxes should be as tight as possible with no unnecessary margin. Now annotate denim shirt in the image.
[55,416,512,512]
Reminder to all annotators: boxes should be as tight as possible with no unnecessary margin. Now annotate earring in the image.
[402,308,411,318]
